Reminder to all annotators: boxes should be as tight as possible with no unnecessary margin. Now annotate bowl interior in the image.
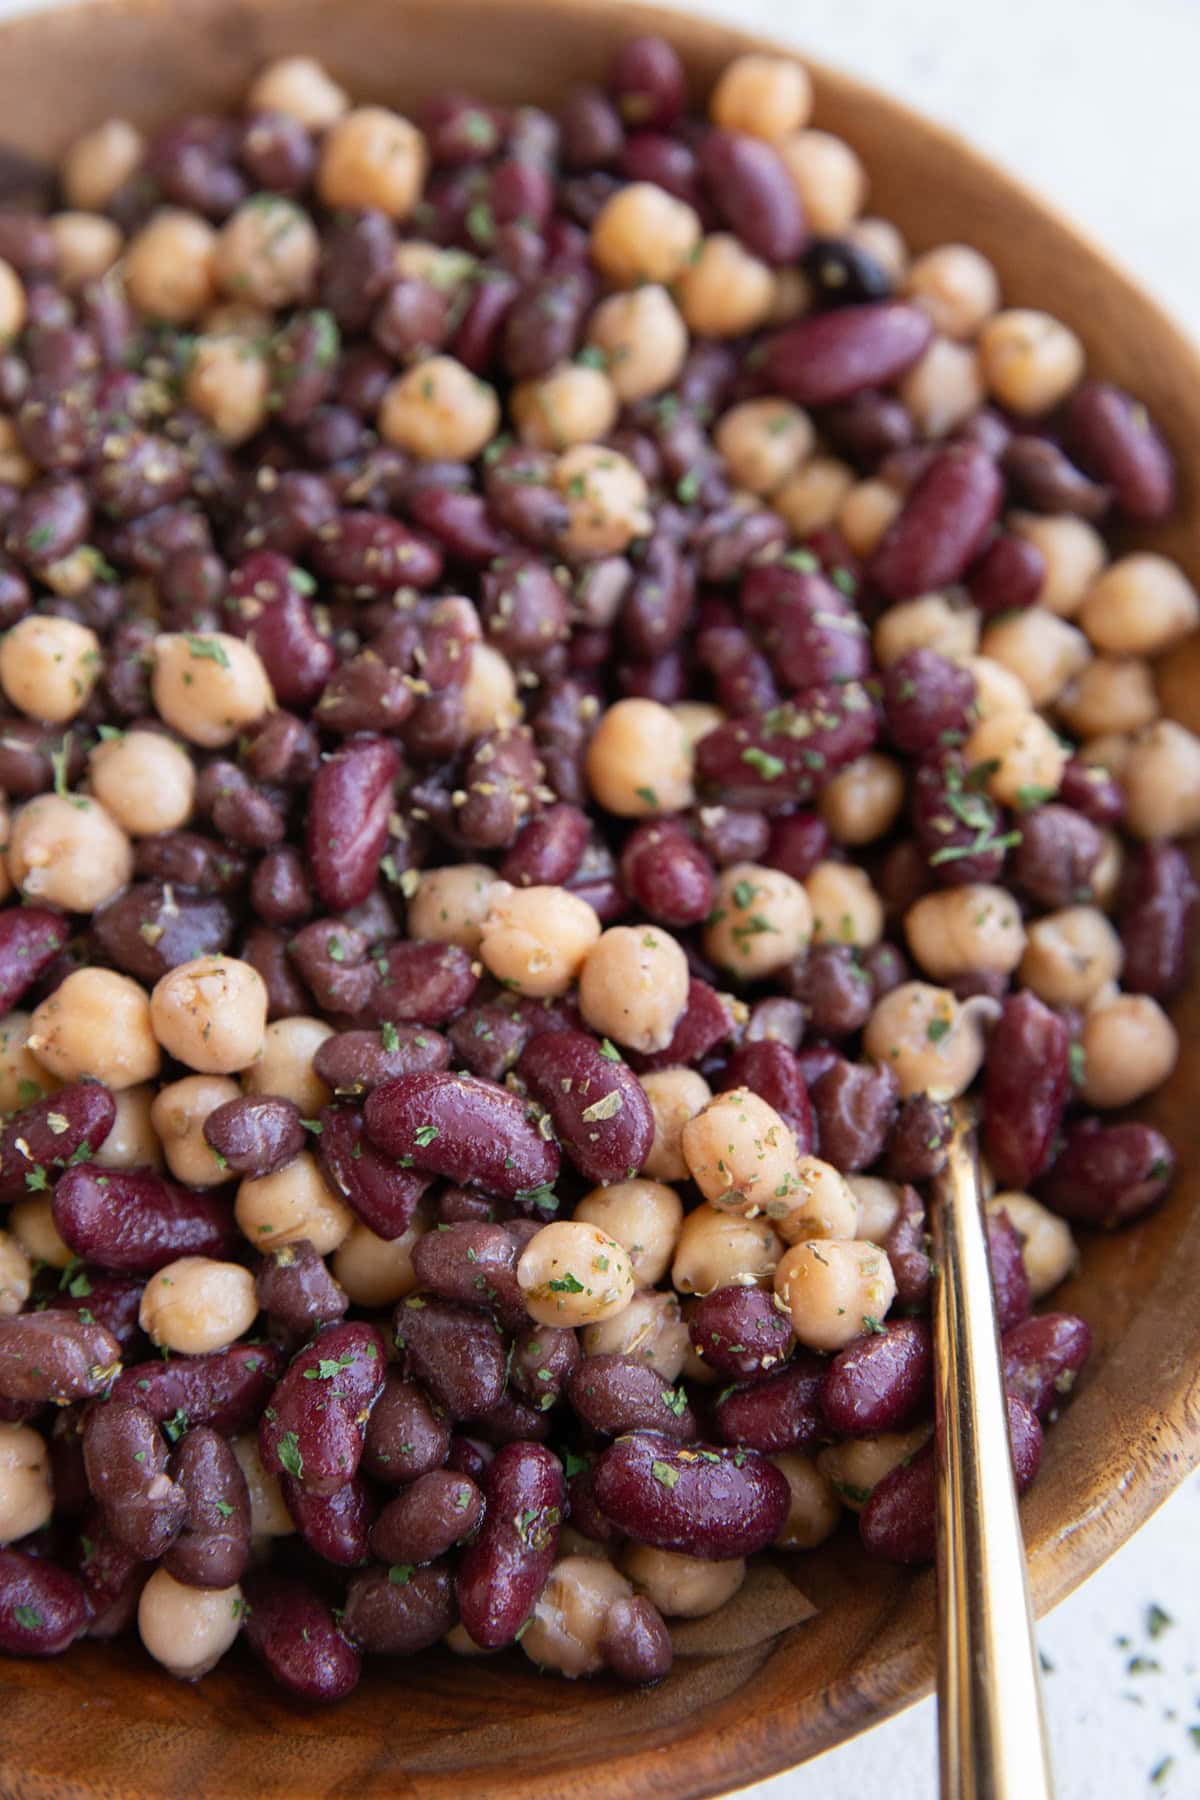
[1,2,1199,1795]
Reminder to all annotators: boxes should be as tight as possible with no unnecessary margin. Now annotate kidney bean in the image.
[763,302,932,407]
[163,1427,251,1589]
[1120,843,1199,999]
[982,993,1070,1191]
[53,1165,237,1276]
[822,1319,933,1437]
[966,532,1046,616]
[0,1310,121,1406]
[406,1222,520,1328]
[284,1471,376,1567]
[912,751,1012,888]
[741,997,805,1053]
[306,736,401,914]
[342,1560,458,1656]
[51,1270,143,1358]
[567,1355,696,1440]
[985,1210,1032,1334]
[1037,1118,1175,1229]
[608,32,685,126]
[363,1373,451,1487]
[718,1041,815,1155]
[240,923,312,1021]
[283,919,371,1016]
[763,813,830,886]
[515,1029,653,1184]
[83,1401,186,1560]
[366,941,478,1030]
[629,978,737,1074]
[259,1322,385,1497]
[690,806,769,873]
[93,880,236,986]
[699,130,806,263]
[134,830,248,897]
[436,1186,501,1226]
[618,819,715,928]
[788,943,873,1040]
[508,1323,580,1413]
[318,208,396,333]
[882,649,976,757]
[196,761,287,851]
[393,1295,506,1421]
[457,1440,564,1647]
[602,1592,673,1684]
[242,713,321,793]
[1001,435,1110,519]
[695,619,779,718]
[314,1028,449,1104]
[1054,758,1122,831]
[695,683,879,810]
[314,1105,427,1241]
[256,1240,347,1340]
[711,1355,828,1454]
[248,845,312,928]
[76,1510,147,1639]
[1011,805,1102,911]
[823,390,915,470]
[418,90,502,163]
[869,444,1004,601]
[366,1068,559,1202]
[0,1082,116,1202]
[495,806,588,894]
[692,505,788,586]
[110,1343,283,1436]
[311,653,414,736]
[1064,380,1174,520]
[811,1058,900,1173]
[1002,1312,1093,1423]
[619,533,692,661]
[370,1469,483,1568]
[0,906,70,1014]
[0,719,82,798]
[744,565,871,691]
[243,1571,360,1701]
[6,475,90,567]
[0,1548,88,1656]
[885,1096,952,1186]
[593,1432,788,1559]
[688,1286,794,1384]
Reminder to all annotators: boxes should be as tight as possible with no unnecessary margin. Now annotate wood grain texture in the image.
[0,0,1198,1793]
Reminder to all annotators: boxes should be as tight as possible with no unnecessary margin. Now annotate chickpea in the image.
[675,233,776,338]
[48,212,122,290]
[848,1176,902,1243]
[61,117,145,211]
[151,955,269,1076]
[574,1180,683,1288]
[516,1221,636,1327]
[589,182,700,286]
[521,1555,632,1678]
[242,1016,332,1114]
[585,286,687,405]
[845,216,909,283]
[977,610,1089,709]
[710,53,812,140]
[680,1087,797,1211]
[771,455,855,535]
[1155,634,1200,737]
[713,399,814,497]
[1016,905,1122,1008]
[150,1076,240,1188]
[183,332,271,446]
[964,709,1068,810]
[0,615,100,724]
[904,245,1001,340]
[1122,721,1200,840]
[94,1083,163,1170]
[585,697,693,818]
[775,1238,896,1353]
[0,1024,51,1110]
[0,1422,52,1544]
[672,702,724,751]
[780,129,867,233]
[9,1195,72,1270]
[874,592,980,668]
[0,261,25,346]
[621,1542,744,1618]
[978,309,1085,416]
[582,1287,690,1382]
[88,728,195,836]
[7,793,130,912]
[150,631,273,749]
[1056,656,1157,740]
[378,355,500,462]
[29,967,159,1089]
[770,1453,842,1550]
[0,417,34,488]
[124,209,218,323]
[987,1193,1076,1300]
[230,1433,294,1538]
[461,642,520,738]
[898,338,984,439]
[317,106,427,218]
[819,753,904,846]
[406,863,500,953]
[965,654,1032,720]
[1078,552,1199,658]
[1079,733,1131,781]
[863,981,998,1101]
[769,1155,859,1245]
[214,196,318,310]
[577,923,690,1054]
[704,863,811,979]
[905,884,1025,982]
[837,478,902,557]
[236,1151,352,1256]
[639,1067,712,1182]
[138,1568,243,1681]
[554,443,652,558]
[247,54,349,128]
[0,1232,31,1320]
[510,363,619,451]
[139,1256,258,1356]
[671,1204,782,1295]
[817,1427,931,1511]
[805,861,884,949]
[478,882,601,997]
[1009,512,1105,618]
[333,1205,431,1308]
[1079,993,1178,1109]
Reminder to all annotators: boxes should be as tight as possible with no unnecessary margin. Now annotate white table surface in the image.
[4,0,1199,1794]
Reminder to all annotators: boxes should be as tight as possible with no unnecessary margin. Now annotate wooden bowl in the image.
[1,1,1198,1793]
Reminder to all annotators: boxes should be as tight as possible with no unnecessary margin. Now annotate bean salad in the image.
[0,32,1195,1698]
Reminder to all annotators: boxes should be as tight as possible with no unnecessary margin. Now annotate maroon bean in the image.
[743,996,806,1051]
[6,476,90,566]
[1037,1119,1175,1229]
[691,504,788,584]
[0,905,70,1014]
[367,941,478,1029]
[618,819,716,928]
[602,1592,673,1684]
[0,720,82,798]
[316,1105,428,1241]
[363,1373,451,1486]
[226,559,335,711]
[742,564,871,690]
[1057,756,1124,829]
[196,760,287,850]
[691,804,770,869]
[110,1343,283,1436]
[76,1510,148,1639]
[438,1186,504,1225]
[763,813,830,885]
[284,1471,376,1567]
[240,109,316,194]
[259,1322,385,1497]
[366,1068,559,1201]
[1002,435,1110,519]
[1120,843,1199,999]
[92,881,235,985]
[718,1041,815,1155]
[163,1427,251,1588]
[509,1323,580,1410]
[1065,380,1175,520]
[696,620,780,717]
[306,736,401,914]
[912,751,1013,888]
[882,649,976,756]
[699,130,806,264]
[0,1548,88,1656]
[966,532,1046,615]
[688,1286,794,1382]
[802,236,892,307]
[567,1355,695,1439]
[134,829,248,896]
[243,1571,360,1702]
[242,923,314,1020]
[788,943,874,1039]
[455,727,543,852]
[457,1440,564,1647]
[285,919,372,1015]
[620,534,693,661]
[314,1026,450,1101]
[516,1029,653,1184]
[0,1082,116,1201]
[256,1239,348,1340]
[497,804,588,891]
[695,683,879,809]
[409,1222,523,1328]
[55,1270,144,1354]
[982,993,1070,1190]
[629,978,737,1074]
[1012,804,1103,911]
[319,210,396,333]
[0,1309,121,1406]
[309,510,442,594]
[822,1319,932,1437]
[53,1165,237,1275]
[83,1401,186,1560]
[341,1561,457,1656]
[393,1295,506,1420]
[823,390,915,469]
[608,33,686,127]
[419,90,501,164]
[763,302,933,407]
[880,1183,931,1311]
[0,217,55,276]
[710,1355,828,1454]
[870,444,1004,600]
[987,1210,1032,1333]
[811,1057,899,1173]
[248,845,312,928]
[886,1096,952,1183]
[559,85,624,168]
[371,1470,483,1567]
[593,1432,788,1559]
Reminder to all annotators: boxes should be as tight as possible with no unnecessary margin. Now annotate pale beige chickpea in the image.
[584,285,687,405]
[804,861,884,949]
[516,1221,636,1327]
[775,1238,896,1353]
[1056,656,1158,740]
[768,1155,859,1246]
[772,457,856,539]
[574,1179,683,1288]
[577,922,690,1055]
[672,1203,781,1296]
[138,1569,243,1681]
[0,261,25,345]
[978,309,1085,416]
[1017,906,1123,1007]
[964,709,1068,810]
[839,478,904,557]
[710,52,812,140]
[392,239,477,289]
[904,244,1001,340]
[639,1067,713,1182]
[582,1287,690,1382]
[905,884,1026,982]
[7,793,131,912]
[1080,993,1178,1109]
[150,1076,241,1188]
[461,642,520,737]
[317,106,427,218]
[406,863,499,953]
[589,181,701,286]
[713,399,814,497]
[848,1176,902,1243]
[9,1195,72,1270]
[676,233,775,338]
[705,863,812,980]
[987,1193,1076,1301]
[554,443,652,558]
[863,981,998,1101]
[478,882,600,997]
[622,1542,744,1618]
[139,1256,258,1356]
[979,610,1090,709]
[47,213,122,290]
[1077,553,1199,657]
[0,615,101,724]
[215,196,319,309]
[334,1204,431,1308]
[236,1152,352,1257]
[964,655,1032,720]
[1154,634,1200,736]
[521,1555,632,1678]
[0,1232,31,1319]
[94,1083,162,1170]
[672,704,724,752]
[378,355,500,462]
[201,299,275,340]
[150,955,268,1077]
[124,210,218,323]
[779,129,866,232]
[874,592,980,668]
[681,1088,800,1213]
[0,1422,52,1544]
[819,753,905,846]
[1009,511,1105,618]
[88,728,195,836]
[510,363,618,450]
[585,697,693,818]
[183,333,272,446]
[898,338,984,439]
[1122,721,1200,840]
[28,968,159,1089]
[150,631,273,749]
[845,216,909,283]
[0,417,34,488]
[770,1453,842,1550]
[247,54,348,128]
[61,117,144,211]
[241,1016,332,1115]
[230,1434,294,1538]
[817,1427,931,1511]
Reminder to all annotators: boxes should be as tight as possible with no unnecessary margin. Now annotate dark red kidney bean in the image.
[719,1041,815,1153]
[134,829,248,896]
[741,565,870,690]
[0,1549,88,1657]
[691,803,770,869]
[619,648,687,704]
[804,235,893,306]
[419,90,501,164]
[1120,843,1199,999]
[1065,380,1175,520]
[341,1561,457,1656]
[77,1511,147,1639]
[317,1105,429,1241]
[478,555,569,663]
[1057,756,1124,829]
[410,1222,525,1329]
[457,1440,564,1648]
[881,1184,931,1312]
[407,483,507,566]
[319,210,397,332]
[696,620,780,717]
[450,269,520,372]
[688,1286,794,1382]
[259,1322,386,1497]
[630,978,737,1075]
[695,682,879,810]
[362,1372,451,1486]
[912,752,1012,888]
[618,819,716,928]
[314,1027,450,1098]
[764,813,830,884]
[83,1402,186,1560]
[516,1029,653,1184]
[44,1408,87,1517]
[393,1296,506,1421]
[287,919,375,1016]
[567,1355,695,1440]
[94,433,191,523]
[966,532,1046,615]
[457,728,543,852]
[823,390,914,467]
[509,1323,580,1410]
[0,1310,121,1405]
[53,1165,236,1276]
[202,1094,305,1179]
[566,1462,620,1545]
[367,941,478,1028]
[987,1210,1032,1333]
[882,649,976,756]
[242,923,315,1021]
[788,943,873,1039]
[56,1271,144,1354]
[692,506,788,586]
[983,993,1070,1190]
[256,1240,348,1340]
[240,109,316,194]
[0,719,84,798]
[0,905,71,1014]
[711,1355,828,1454]
[243,1571,360,1702]
[306,736,401,913]
[602,1593,673,1684]
[94,881,235,985]
[811,1058,900,1173]
[620,534,693,661]
[366,1068,559,1201]
[110,1343,283,1436]
[821,1319,933,1437]
[1012,805,1103,910]
[0,1082,116,1202]
[371,1470,483,1567]
[763,302,932,407]
[163,1427,251,1589]
[699,131,806,264]
[1036,1119,1175,1229]
[314,654,415,735]
[500,803,589,890]
[863,942,909,999]
[593,1432,789,1559]
[1002,435,1110,520]
[748,998,807,1054]
[6,476,90,566]
[1002,1312,1093,1422]
[609,33,686,127]
[869,445,1003,601]
[886,1096,952,1184]
[439,1185,504,1225]
[284,1471,377,1567]
[227,567,335,712]
[370,275,448,359]
[474,1395,555,1449]
[250,845,313,927]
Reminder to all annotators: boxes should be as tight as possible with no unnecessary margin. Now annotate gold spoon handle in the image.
[930,1109,1055,1800]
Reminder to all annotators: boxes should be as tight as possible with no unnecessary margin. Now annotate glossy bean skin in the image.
[365,1070,560,1202]
[982,993,1071,1191]
[110,1342,284,1435]
[1002,436,1109,519]
[1002,1313,1093,1420]
[448,992,576,1084]
[256,1240,348,1340]
[966,532,1046,616]
[694,683,879,810]
[456,1441,564,1648]
[163,1426,251,1588]
[53,1165,238,1275]
[1065,381,1175,521]
[881,1184,931,1311]
[76,1511,148,1639]
[243,1571,361,1702]
[203,1095,306,1178]
[0,1549,89,1656]
[314,1027,451,1096]
[1036,1120,1175,1229]
[688,1285,794,1383]
[710,1356,828,1454]
[317,1105,429,1240]
[741,565,870,691]
[886,1097,952,1184]
[870,445,1003,601]
[813,1058,899,1172]
[1120,844,1198,999]
[516,1030,654,1184]
[1013,806,1103,911]
[881,648,975,756]
[362,1372,451,1486]
[619,820,716,929]
[987,1210,1032,1333]
[306,736,401,913]
[94,883,236,986]
[57,1271,146,1352]
[567,1354,696,1439]
[0,1309,122,1404]
[699,130,806,264]
[284,1472,377,1566]
[83,1401,187,1560]
[259,1322,386,1496]
[629,979,736,1074]
[370,1470,483,1566]
[393,1295,507,1420]
[341,1561,458,1656]
[0,906,71,1015]
[592,1432,789,1559]
[821,1319,933,1437]
[367,942,479,1029]
[510,1323,581,1410]
[602,1593,673,1684]
[762,302,932,407]
[410,1223,527,1329]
